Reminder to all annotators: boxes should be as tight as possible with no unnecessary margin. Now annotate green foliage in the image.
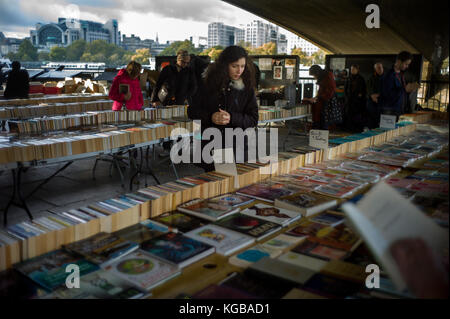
[159,40,201,56]
[49,46,66,61]
[14,39,38,61]
[65,40,86,61]
[38,51,50,61]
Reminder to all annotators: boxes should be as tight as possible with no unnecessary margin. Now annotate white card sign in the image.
[309,130,329,149]
[380,114,397,129]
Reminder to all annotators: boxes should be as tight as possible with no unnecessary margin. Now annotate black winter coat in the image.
[188,80,259,169]
[151,64,197,106]
[4,69,29,99]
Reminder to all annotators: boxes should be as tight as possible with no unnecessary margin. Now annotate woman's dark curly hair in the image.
[204,45,256,96]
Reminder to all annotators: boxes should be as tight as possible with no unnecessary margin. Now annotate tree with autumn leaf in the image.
[200,46,224,61]
[291,46,311,65]
[130,48,151,65]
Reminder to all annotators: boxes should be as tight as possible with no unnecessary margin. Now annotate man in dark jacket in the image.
[344,64,367,132]
[151,50,197,107]
[4,61,29,99]
[380,51,418,119]
[366,62,384,128]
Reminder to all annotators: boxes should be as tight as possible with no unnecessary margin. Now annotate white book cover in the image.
[278,251,328,272]
[240,203,302,226]
[185,224,254,256]
[104,250,180,291]
[342,182,449,292]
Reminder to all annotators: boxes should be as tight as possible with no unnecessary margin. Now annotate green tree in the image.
[85,40,110,56]
[49,46,66,61]
[200,46,224,61]
[80,52,93,62]
[17,39,38,61]
[159,40,200,56]
[291,46,310,65]
[38,51,50,61]
[65,40,86,61]
[131,48,151,65]
[311,49,326,65]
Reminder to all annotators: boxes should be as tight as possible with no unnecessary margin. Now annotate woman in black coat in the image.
[188,46,258,171]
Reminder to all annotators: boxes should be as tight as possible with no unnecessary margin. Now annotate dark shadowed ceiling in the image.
[222,0,449,62]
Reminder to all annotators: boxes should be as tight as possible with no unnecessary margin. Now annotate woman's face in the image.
[228,57,246,81]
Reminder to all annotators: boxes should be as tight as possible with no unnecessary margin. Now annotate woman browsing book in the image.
[188,45,259,172]
[109,61,144,111]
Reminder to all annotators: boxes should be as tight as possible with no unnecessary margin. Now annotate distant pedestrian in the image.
[4,61,29,99]
[109,61,144,110]
[344,64,367,132]
[366,62,384,128]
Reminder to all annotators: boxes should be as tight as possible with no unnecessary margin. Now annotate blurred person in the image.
[109,61,143,111]
[380,51,419,119]
[304,64,337,130]
[4,61,29,99]
[366,62,384,128]
[188,45,258,172]
[151,50,197,107]
[344,64,367,132]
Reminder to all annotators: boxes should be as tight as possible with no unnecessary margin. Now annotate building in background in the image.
[30,17,120,51]
[122,34,155,52]
[287,34,319,55]
[208,22,244,48]
[244,20,280,48]
[277,34,288,54]
[0,32,23,56]
[190,36,208,51]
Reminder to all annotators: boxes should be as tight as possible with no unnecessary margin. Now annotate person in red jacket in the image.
[109,61,143,111]
[304,65,336,129]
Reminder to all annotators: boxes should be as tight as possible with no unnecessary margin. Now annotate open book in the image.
[341,182,449,292]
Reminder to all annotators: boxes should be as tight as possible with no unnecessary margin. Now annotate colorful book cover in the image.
[208,193,254,208]
[185,224,254,256]
[43,269,147,299]
[177,198,239,222]
[236,182,302,202]
[140,232,215,268]
[214,213,281,241]
[291,240,349,261]
[240,203,302,226]
[152,211,208,233]
[104,250,180,291]
[63,232,139,267]
[274,192,337,217]
[14,250,99,291]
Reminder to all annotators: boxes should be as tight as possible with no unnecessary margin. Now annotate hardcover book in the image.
[63,232,139,267]
[103,250,180,291]
[177,198,239,222]
[140,232,215,268]
[214,213,281,241]
[274,192,338,217]
[185,224,254,256]
[14,250,99,291]
[240,203,302,226]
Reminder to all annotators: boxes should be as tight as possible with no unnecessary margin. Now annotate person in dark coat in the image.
[188,45,258,172]
[304,65,336,130]
[4,61,29,99]
[379,51,419,120]
[188,54,210,103]
[151,50,197,107]
[366,62,384,128]
[344,64,367,132]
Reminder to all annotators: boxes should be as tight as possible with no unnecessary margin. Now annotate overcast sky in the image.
[0,0,297,42]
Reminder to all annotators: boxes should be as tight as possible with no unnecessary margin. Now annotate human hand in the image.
[124,91,132,101]
[212,108,230,125]
[152,101,161,107]
[371,94,379,103]
[390,238,449,299]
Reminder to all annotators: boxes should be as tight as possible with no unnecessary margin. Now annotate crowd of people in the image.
[307,51,420,131]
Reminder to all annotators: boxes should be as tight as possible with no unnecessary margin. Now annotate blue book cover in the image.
[14,250,99,291]
[140,232,214,267]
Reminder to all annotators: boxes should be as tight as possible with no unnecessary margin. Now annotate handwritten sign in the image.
[309,130,329,149]
[380,114,396,129]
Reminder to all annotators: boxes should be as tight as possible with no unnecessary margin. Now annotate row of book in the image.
[258,105,311,121]
[0,132,447,298]
[0,120,193,164]
[0,93,108,107]
[8,106,188,134]
[0,123,440,271]
[399,111,434,124]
